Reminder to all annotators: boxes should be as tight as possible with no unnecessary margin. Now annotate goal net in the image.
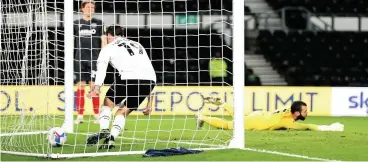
[0,0,244,158]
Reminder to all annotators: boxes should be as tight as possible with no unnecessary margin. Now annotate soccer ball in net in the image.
[47,127,67,147]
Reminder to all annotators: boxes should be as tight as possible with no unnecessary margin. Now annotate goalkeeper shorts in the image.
[105,79,156,110]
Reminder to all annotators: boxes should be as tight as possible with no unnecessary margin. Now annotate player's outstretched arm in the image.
[316,122,345,132]
[278,120,344,131]
[282,122,319,131]
[88,47,110,99]
[94,47,110,86]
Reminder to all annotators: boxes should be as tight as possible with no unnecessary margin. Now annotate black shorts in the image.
[74,60,97,83]
[105,79,156,110]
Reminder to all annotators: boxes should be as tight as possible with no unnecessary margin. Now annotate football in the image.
[47,127,67,147]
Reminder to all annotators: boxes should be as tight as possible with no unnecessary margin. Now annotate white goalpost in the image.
[0,0,244,159]
[230,0,245,149]
[62,0,75,134]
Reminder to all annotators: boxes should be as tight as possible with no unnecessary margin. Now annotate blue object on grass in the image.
[143,147,203,157]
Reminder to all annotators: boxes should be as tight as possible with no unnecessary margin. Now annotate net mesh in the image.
[0,0,63,154]
[0,0,235,157]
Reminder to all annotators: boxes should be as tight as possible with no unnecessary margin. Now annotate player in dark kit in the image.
[74,0,107,124]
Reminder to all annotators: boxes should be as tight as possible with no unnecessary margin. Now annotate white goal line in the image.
[242,148,342,161]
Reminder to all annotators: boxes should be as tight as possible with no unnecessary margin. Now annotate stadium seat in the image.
[257,30,368,86]
[264,0,368,15]
[3,23,260,86]
[34,27,235,86]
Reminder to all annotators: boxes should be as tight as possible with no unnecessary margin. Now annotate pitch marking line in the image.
[3,132,340,161]
[243,148,342,161]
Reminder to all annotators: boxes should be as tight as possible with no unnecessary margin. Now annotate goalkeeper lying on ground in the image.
[196,97,344,131]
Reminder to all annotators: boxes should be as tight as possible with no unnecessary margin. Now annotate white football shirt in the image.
[94,37,156,86]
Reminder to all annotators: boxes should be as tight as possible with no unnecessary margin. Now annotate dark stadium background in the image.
[1,0,367,87]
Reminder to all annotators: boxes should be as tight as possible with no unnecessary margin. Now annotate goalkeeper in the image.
[196,97,344,131]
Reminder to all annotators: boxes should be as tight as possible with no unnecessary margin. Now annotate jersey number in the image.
[117,42,143,56]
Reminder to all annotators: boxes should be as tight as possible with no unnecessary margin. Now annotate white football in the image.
[47,127,67,147]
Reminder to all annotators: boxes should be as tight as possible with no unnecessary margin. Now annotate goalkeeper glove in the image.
[317,122,344,132]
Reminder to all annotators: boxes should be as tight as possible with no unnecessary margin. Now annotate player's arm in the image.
[92,47,110,93]
[278,120,319,131]
[276,119,344,131]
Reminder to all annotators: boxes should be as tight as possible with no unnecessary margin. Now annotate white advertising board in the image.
[331,87,368,117]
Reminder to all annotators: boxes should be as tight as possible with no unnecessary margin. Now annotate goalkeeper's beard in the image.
[297,114,305,121]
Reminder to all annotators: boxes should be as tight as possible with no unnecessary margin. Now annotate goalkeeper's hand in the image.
[317,122,344,132]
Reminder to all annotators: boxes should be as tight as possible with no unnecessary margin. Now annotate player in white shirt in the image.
[86,26,156,149]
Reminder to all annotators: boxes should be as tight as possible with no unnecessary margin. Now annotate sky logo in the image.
[348,92,368,108]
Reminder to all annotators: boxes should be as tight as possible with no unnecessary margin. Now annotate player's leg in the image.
[111,80,155,137]
[99,97,116,131]
[89,81,100,123]
[196,113,233,130]
[75,81,86,124]
[74,61,87,124]
[86,97,115,146]
[99,105,133,149]
[86,80,120,146]
[109,106,132,139]
[94,79,129,149]
[100,80,156,149]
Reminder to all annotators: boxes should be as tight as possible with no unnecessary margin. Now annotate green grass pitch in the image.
[1,116,367,161]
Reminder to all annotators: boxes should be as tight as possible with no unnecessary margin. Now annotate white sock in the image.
[99,106,112,130]
[110,115,126,138]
